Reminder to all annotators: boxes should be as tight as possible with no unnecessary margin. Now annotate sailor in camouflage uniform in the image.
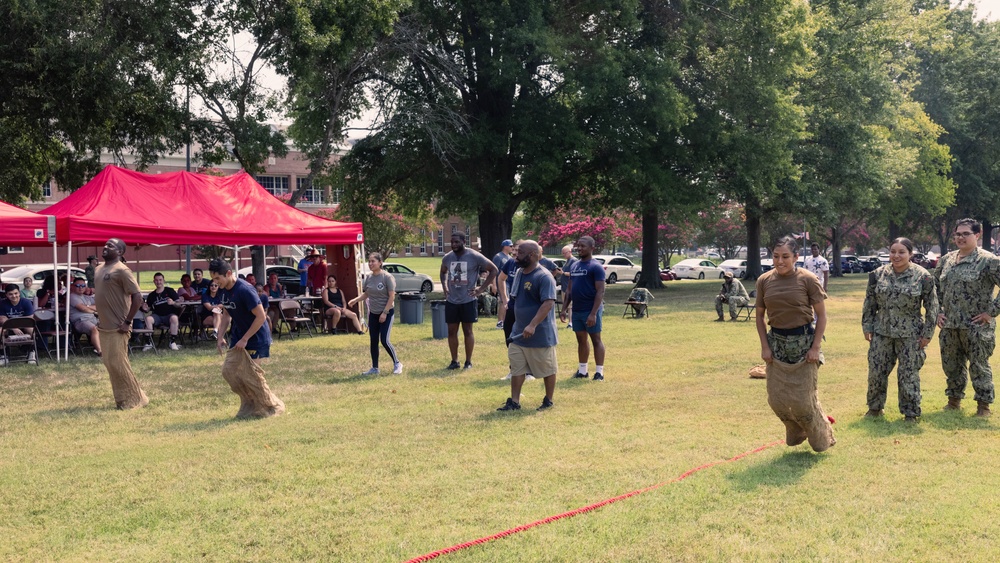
[934,218,1000,417]
[715,272,750,321]
[862,238,938,421]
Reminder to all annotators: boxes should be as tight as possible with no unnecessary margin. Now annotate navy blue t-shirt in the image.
[511,266,558,348]
[0,298,34,319]
[201,292,223,318]
[192,279,212,297]
[219,279,272,350]
[569,258,606,312]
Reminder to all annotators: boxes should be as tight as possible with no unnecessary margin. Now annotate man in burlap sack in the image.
[209,258,285,419]
[755,236,835,452]
[93,238,149,410]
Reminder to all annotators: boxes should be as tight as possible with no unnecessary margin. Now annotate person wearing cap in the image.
[85,255,99,288]
[492,239,514,328]
[715,270,750,322]
[297,247,316,294]
[307,251,328,295]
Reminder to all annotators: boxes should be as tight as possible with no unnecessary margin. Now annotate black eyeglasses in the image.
[954,232,974,238]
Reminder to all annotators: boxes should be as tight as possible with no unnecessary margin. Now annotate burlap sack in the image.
[222,347,285,419]
[99,328,149,410]
[765,359,835,452]
[748,365,767,379]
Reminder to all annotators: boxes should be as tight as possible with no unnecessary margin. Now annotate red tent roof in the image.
[43,166,363,246]
[0,201,55,246]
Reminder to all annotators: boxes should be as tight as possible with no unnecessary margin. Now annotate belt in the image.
[770,324,814,337]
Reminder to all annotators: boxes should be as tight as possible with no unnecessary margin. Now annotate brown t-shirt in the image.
[94,261,141,330]
[755,267,826,329]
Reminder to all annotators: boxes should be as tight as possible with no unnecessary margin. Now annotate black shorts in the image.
[445,301,479,324]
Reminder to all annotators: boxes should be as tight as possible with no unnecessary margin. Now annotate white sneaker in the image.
[363,367,380,375]
[496,320,504,329]
[0,356,7,366]
[393,362,403,374]
[169,341,180,351]
[27,351,36,365]
[142,344,154,352]
[525,373,536,381]
[501,372,512,381]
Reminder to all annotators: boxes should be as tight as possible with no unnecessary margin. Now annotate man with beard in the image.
[439,232,498,370]
[497,240,559,411]
[94,238,149,409]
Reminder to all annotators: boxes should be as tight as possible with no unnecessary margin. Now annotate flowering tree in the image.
[658,218,698,268]
[696,202,746,259]
[536,207,641,252]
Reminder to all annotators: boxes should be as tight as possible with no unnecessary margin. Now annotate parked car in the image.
[878,253,890,265]
[840,255,863,273]
[673,258,725,280]
[719,259,747,279]
[859,256,881,272]
[592,255,641,284]
[0,264,87,290]
[912,252,938,269]
[659,268,677,281]
[360,262,435,293]
[237,265,302,295]
[760,258,773,272]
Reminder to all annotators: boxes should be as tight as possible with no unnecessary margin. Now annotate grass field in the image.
[3,274,999,561]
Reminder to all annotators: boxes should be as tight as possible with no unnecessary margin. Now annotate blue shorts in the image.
[572,307,602,334]
[242,344,270,359]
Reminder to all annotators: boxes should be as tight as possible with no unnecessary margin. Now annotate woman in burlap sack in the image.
[755,236,835,452]
[862,237,938,422]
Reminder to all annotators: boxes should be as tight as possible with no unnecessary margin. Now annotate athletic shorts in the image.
[72,318,97,334]
[151,313,176,327]
[508,343,558,378]
[445,301,479,324]
[243,344,270,360]
[572,307,603,334]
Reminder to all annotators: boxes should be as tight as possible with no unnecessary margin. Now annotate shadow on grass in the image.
[33,405,109,419]
[158,417,245,432]
[847,416,925,437]
[726,450,826,491]
[917,410,993,431]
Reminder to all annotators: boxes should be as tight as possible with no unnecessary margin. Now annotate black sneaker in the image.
[497,398,521,411]
[463,361,473,370]
[593,373,604,381]
[538,397,554,410]
[446,360,461,370]
[572,371,588,379]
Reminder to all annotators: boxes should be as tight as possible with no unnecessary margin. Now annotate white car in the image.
[719,259,747,278]
[1,264,87,289]
[362,262,435,293]
[672,258,724,280]
[592,255,641,284]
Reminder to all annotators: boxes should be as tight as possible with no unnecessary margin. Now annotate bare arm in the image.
[522,300,554,339]
[756,304,771,363]
[807,300,826,363]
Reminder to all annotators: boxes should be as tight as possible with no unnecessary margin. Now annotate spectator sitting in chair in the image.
[177,273,201,301]
[627,287,654,318]
[322,274,363,333]
[142,272,182,350]
[478,271,499,317]
[1,285,37,363]
[201,280,224,337]
[69,278,102,356]
[266,272,284,299]
[715,271,750,322]
[192,268,212,296]
[20,277,37,306]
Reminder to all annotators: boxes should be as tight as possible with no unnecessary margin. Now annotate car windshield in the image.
[396,265,414,274]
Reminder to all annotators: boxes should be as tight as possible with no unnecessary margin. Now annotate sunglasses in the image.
[74,284,87,288]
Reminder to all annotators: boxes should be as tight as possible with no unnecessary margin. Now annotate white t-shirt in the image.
[804,255,829,279]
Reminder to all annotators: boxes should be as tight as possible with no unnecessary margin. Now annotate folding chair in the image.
[737,290,757,321]
[2,317,40,365]
[277,300,316,338]
[622,287,653,319]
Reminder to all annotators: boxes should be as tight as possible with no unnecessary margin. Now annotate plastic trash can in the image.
[430,300,448,339]
[399,292,426,324]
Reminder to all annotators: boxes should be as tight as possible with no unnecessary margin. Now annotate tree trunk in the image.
[936,219,949,255]
[888,220,899,243]
[830,226,842,277]
[744,197,763,281]
[982,220,994,252]
[251,246,266,286]
[478,204,516,256]
[637,203,664,289]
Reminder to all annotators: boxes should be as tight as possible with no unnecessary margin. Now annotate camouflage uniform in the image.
[767,332,822,365]
[934,247,1000,404]
[862,264,938,417]
[715,279,750,319]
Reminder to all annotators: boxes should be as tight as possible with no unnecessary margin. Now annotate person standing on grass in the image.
[862,237,938,422]
[560,236,606,381]
[298,246,316,294]
[934,218,1000,417]
[492,239,514,328]
[210,258,284,419]
[349,253,402,375]
[94,238,149,410]
[559,243,577,326]
[804,243,829,291]
[497,240,559,411]
[440,232,499,370]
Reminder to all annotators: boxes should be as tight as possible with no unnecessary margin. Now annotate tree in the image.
[534,206,641,253]
[696,202,746,259]
[325,201,436,260]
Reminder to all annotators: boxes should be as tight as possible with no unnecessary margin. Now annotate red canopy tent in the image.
[0,200,56,246]
[43,165,363,246]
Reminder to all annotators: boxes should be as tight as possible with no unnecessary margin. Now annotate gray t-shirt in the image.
[69,293,97,324]
[442,249,493,304]
[511,266,558,348]
[364,271,396,315]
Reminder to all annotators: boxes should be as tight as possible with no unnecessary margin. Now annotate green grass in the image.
[2,274,999,561]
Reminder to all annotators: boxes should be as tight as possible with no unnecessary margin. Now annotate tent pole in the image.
[65,241,72,360]
[357,243,366,320]
[52,242,60,362]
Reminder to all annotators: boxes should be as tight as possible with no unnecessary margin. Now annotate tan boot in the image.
[976,402,991,418]
[944,397,962,411]
[864,409,884,418]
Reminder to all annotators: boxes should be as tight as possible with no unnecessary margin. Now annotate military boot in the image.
[976,402,992,418]
[944,397,962,411]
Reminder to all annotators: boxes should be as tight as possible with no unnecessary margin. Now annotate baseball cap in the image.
[724,271,734,279]
[501,239,513,247]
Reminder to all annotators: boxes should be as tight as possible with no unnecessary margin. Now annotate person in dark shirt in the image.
[141,272,182,350]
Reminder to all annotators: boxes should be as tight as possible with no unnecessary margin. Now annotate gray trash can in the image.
[430,299,448,339]
[399,292,426,324]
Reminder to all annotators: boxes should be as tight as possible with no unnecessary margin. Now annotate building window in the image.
[256,175,289,196]
[42,181,51,198]
[405,243,412,256]
[420,240,426,255]
[296,178,325,204]
[466,224,471,238]
[6,246,24,254]
[438,229,444,254]
[330,188,343,205]
[451,224,458,234]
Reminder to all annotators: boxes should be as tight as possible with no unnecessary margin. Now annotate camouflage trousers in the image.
[716,296,749,319]
[866,334,924,417]
[767,331,823,365]
[939,328,995,404]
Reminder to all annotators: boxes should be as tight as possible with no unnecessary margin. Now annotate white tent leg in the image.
[52,242,60,362]
[65,241,72,360]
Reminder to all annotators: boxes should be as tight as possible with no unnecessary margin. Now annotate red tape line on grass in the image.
[404,439,785,563]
